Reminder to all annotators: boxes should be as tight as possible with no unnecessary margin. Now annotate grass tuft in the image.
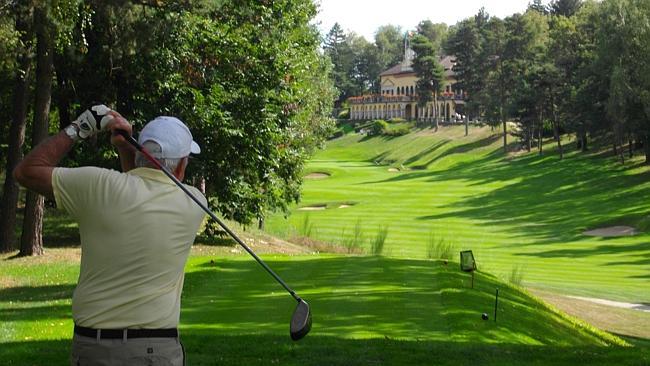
[342,219,365,254]
[371,225,389,255]
[426,232,456,260]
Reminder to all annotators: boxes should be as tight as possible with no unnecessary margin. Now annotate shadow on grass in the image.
[180,257,616,347]
[410,145,650,246]
[2,256,647,365]
[1,334,647,366]
[0,284,75,302]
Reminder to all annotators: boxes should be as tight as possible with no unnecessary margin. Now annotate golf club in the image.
[116,129,312,341]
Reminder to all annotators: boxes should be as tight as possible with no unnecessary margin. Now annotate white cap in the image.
[138,116,201,158]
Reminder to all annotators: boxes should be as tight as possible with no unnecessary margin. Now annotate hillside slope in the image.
[3,251,641,366]
[266,125,650,303]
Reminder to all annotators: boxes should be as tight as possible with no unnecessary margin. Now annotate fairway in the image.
[4,249,646,366]
[266,126,650,303]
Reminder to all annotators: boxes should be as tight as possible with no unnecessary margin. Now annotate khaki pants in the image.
[70,333,185,366]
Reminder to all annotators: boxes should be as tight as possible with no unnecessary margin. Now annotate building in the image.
[348,37,465,122]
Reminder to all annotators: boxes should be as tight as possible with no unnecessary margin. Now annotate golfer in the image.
[14,106,206,365]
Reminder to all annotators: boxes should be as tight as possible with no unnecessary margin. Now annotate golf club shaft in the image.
[117,130,302,303]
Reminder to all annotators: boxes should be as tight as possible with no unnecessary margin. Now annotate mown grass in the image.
[2,251,647,365]
[266,125,650,303]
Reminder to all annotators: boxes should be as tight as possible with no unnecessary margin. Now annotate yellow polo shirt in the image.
[52,167,206,329]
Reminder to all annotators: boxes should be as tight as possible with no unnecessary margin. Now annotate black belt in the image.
[74,325,178,339]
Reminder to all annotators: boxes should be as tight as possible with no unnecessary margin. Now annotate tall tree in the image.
[323,23,356,104]
[374,24,404,69]
[481,17,508,151]
[445,18,482,120]
[549,0,583,17]
[20,4,55,256]
[0,2,34,253]
[411,34,444,129]
[528,0,549,14]
[416,20,448,54]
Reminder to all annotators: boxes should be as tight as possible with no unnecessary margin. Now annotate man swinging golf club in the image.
[14,105,205,365]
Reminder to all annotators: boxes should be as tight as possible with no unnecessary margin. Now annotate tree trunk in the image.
[433,92,439,130]
[19,5,53,257]
[551,101,563,160]
[581,131,588,152]
[0,4,34,253]
[628,138,633,159]
[502,118,507,153]
[645,133,650,165]
[464,114,468,136]
[53,52,72,129]
[538,110,543,155]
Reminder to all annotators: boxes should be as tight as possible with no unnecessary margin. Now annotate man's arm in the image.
[13,131,73,199]
[13,108,134,199]
[108,112,136,172]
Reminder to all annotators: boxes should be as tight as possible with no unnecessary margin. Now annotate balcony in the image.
[348,92,465,104]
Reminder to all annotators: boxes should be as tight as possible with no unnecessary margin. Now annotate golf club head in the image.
[290,299,312,341]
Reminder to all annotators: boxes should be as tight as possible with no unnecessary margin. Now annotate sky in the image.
[314,0,545,41]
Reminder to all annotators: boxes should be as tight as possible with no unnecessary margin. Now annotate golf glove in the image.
[70,104,114,140]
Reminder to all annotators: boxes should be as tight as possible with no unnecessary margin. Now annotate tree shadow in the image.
[179,256,615,346]
[2,257,648,365]
[1,336,647,366]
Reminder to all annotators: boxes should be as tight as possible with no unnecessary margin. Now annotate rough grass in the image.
[2,251,646,365]
[266,125,650,303]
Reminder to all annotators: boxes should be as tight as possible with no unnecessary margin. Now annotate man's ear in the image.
[174,157,188,180]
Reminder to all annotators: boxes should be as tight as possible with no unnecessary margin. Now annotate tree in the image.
[480,17,508,151]
[411,34,444,129]
[0,2,34,253]
[445,18,482,120]
[416,20,447,53]
[528,0,548,14]
[323,23,357,105]
[549,0,583,17]
[374,24,403,70]
[19,3,55,256]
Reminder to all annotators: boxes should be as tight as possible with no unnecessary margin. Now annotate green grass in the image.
[3,250,647,365]
[266,126,650,303]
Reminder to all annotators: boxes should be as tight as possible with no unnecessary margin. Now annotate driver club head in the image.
[290,299,312,341]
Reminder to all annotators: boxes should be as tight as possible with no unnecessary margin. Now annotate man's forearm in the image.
[13,131,74,199]
[117,145,136,172]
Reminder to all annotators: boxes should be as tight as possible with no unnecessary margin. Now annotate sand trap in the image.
[583,226,638,237]
[388,168,399,172]
[305,172,330,179]
[338,205,352,209]
[298,205,327,211]
[567,295,650,313]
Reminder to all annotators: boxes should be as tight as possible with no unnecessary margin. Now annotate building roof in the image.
[380,55,457,78]
[379,63,414,77]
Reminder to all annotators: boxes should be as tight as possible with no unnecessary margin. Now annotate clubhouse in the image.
[348,52,466,122]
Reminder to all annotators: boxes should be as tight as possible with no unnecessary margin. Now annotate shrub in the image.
[338,109,350,119]
[370,120,389,136]
[329,130,345,139]
[371,225,389,255]
[389,117,406,123]
[384,125,411,136]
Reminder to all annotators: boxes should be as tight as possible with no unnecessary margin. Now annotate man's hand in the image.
[106,111,137,172]
[70,104,114,139]
[107,111,133,148]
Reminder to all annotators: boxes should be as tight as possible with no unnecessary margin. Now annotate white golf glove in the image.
[70,104,114,140]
